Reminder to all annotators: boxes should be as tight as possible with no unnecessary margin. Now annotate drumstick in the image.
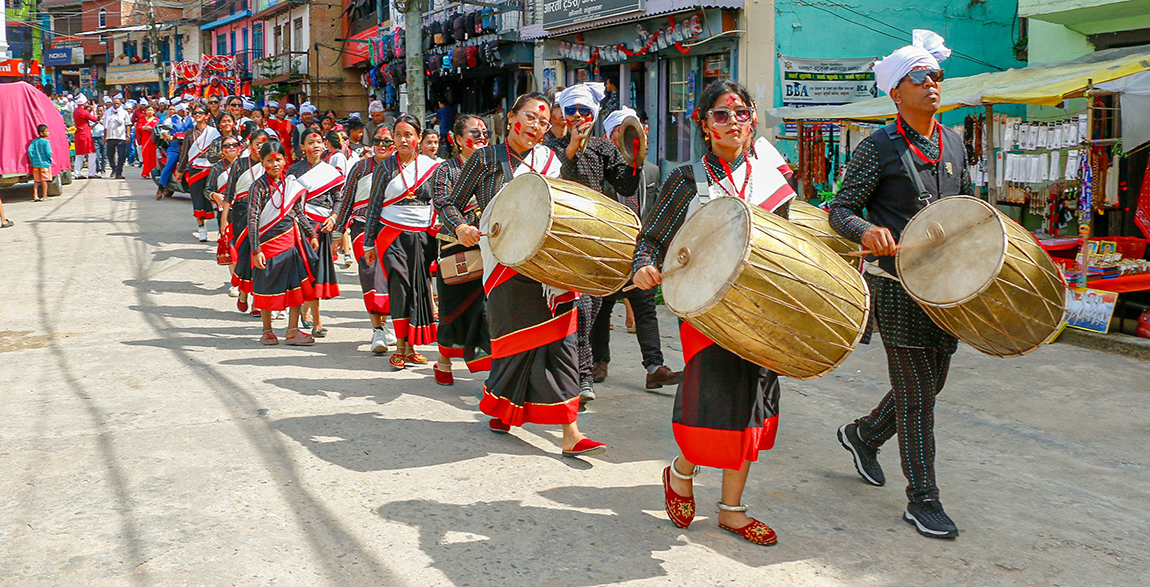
[621,247,693,292]
[847,222,945,258]
[621,264,687,292]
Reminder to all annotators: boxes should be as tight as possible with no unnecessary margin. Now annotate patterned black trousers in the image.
[856,345,952,503]
[590,286,664,368]
[575,295,602,386]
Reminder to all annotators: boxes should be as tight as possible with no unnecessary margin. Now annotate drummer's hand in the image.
[320,216,335,233]
[565,121,594,159]
[633,266,661,290]
[456,224,481,247]
[309,237,319,251]
[254,252,266,269]
[862,226,898,256]
[363,248,378,265]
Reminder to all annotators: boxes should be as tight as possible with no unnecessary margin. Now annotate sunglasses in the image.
[222,142,241,149]
[466,129,492,139]
[193,110,208,116]
[208,99,220,104]
[707,107,753,126]
[901,68,945,86]
[372,137,395,146]
[563,105,593,117]
[518,112,552,130]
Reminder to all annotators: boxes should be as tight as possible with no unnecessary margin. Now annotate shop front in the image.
[535,5,743,177]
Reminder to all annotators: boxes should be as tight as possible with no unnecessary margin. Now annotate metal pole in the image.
[145,0,167,96]
[985,104,996,204]
[404,0,425,123]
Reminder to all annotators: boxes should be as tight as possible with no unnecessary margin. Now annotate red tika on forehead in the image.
[538,103,548,113]
[725,93,738,107]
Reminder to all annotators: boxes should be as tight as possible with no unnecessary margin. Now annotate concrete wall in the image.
[738,0,775,139]
[1027,19,1094,65]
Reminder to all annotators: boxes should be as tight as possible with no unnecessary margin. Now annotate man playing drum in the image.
[829,30,970,539]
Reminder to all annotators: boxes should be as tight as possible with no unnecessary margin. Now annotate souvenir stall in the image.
[768,45,1150,338]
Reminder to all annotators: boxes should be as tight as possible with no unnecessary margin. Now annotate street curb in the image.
[1056,329,1150,361]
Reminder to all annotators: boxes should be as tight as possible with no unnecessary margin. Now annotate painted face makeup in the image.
[514,121,523,134]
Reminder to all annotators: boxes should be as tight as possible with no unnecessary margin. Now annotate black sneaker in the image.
[904,500,959,538]
[838,423,885,486]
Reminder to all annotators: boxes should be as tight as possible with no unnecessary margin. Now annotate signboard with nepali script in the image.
[0,59,41,77]
[778,56,876,106]
[543,0,645,30]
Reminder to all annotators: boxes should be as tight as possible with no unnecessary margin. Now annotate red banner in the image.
[1137,158,1150,239]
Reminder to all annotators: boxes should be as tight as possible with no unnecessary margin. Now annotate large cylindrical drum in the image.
[897,195,1067,357]
[788,199,863,263]
[661,196,871,380]
[487,173,641,296]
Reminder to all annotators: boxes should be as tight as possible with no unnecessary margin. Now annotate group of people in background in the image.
[45,35,965,547]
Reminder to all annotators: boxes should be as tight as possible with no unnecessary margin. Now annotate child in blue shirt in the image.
[28,124,53,203]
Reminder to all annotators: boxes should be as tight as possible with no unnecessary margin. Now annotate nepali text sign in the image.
[778,55,876,107]
[543,0,645,30]
[106,63,162,86]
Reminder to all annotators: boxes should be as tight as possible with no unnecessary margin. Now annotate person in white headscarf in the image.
[364,99,387,147]
[540,82,648,403]
[828,29,970,541]
[72,93,99,179]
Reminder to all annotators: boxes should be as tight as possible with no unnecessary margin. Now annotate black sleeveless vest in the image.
[868,121,966,276]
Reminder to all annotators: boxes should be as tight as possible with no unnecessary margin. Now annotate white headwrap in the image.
[241,97,256,111]
[350,112,362,119]
[159,97,170,105]
[603,106,638,138]
[103,96,113,104]
[114,93,124,100]
[175,102,188,112]
[286,103,297,111]
[300,101,317,116]
[368,99,385,113]
[558,82,606,121]
[75,94,88,106]
[873,29,951,95]
[267,100,279,109]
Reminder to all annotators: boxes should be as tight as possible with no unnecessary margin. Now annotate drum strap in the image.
[892,131,937,205]
[494,146,514,183]
[690,161,709,202]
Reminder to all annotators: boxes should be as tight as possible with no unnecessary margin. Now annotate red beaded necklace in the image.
[506,143,537,173]
[396,153,418,198]
[704,153,751,200]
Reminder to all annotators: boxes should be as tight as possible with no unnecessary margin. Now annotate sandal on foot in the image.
[433,363,454,386]
[717,503,778,546]
[488,418,511,434]
[311,327,328,338]
[261,330,279,345]
[389,353,406,370]
[562,438,606,458]
[406,352,429,365]
[663,457,700,529]
[301,318,313,329]
[284,329,315,346]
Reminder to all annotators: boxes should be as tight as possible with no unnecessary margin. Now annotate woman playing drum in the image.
[632,79,797,546]
[442,92,606,458]
[361,115,442,370]
[430,114,493,385]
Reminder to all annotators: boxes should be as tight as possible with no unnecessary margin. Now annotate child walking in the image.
[28,124,53,203]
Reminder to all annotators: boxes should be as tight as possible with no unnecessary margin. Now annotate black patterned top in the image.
[247,174,315,249]
[331,155,383,229]
[431,155,471,239]
[829,122,973,243]
[205,158,234,200]
[363,155,437,249]
[634,150,790,271]
[223,155,257,204]
[543,133,640,201]
[440,144,544,236]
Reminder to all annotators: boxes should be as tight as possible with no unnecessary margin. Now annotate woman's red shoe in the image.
[433,364,454,386]
[719,518,778,546]
[562,438,606,457]
[488,418,511,434]
[237,298,249,313]
[389,353,406,370]
[663,466,696,529]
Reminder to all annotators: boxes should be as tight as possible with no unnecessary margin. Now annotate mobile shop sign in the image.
[778,56,876,106]
[543,0,645,30]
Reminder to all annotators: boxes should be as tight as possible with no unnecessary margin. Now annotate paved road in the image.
[2,177,1148,586]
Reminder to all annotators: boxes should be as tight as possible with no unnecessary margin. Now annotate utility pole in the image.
[401,0,424,123]
[144,0,168,96]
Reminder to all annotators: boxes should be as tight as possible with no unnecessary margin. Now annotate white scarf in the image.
[189,126,222,168]
[378,154,441,231]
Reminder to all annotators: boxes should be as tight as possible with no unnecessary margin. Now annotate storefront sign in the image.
[44,48,83,66]
[89,65,99,91]
[543,0,645,30]
[0,59,41,77]
[106,63,161,85]
[555,13,705,64]
[778,55,876,106]
[1065,288,1117,333]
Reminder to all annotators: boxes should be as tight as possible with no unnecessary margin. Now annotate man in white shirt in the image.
[102,97,132,179]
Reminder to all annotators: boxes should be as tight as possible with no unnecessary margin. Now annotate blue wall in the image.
[773,0,1026,158]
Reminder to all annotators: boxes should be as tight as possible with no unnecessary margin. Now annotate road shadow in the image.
[376,485,802,587]
[271,412,553,471]
[122,278,226,297]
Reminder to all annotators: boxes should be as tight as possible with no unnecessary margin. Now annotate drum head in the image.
[897,196,1008,306]
[487,173,552,267]
[662,197,750,316]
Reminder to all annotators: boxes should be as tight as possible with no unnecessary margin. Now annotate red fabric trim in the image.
[260,228,298,258]
[680,321,715,366]
[193,209,217,220]
[438,345,465,358]
[465,355,492,373]
[392,319,437,346]
[306,176,345,200]
[362,289,390,315]
[369,225,403,254]
[672,415,779,470]
[758,182,796,213]
[483,263,518,296]
[490,308,577,359]
[479,387,579,426]
[253,279,317,311]
[231,273,253,293]
[187,166,211,185]
[380,163,439,208]
[313,282,340,299]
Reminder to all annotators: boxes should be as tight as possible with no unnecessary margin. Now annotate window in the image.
[252,23,263,59]
[242,27,249,53]
[142,38,150,62]
[98,8,106,28]
[230,30,236,53]
[217,34,227,56]
[665,56,695,164]
[273,25,281,55]
[160,38,171,62]
[293,18,303,52]
[175,34,183,61]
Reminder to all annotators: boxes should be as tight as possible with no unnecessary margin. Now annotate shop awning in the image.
[524,0,743,39]
[201,10,251,32]
[766,44,1150,121]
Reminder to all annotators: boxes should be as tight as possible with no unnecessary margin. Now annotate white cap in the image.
[75,94,88,105]
[368,100,385,113]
